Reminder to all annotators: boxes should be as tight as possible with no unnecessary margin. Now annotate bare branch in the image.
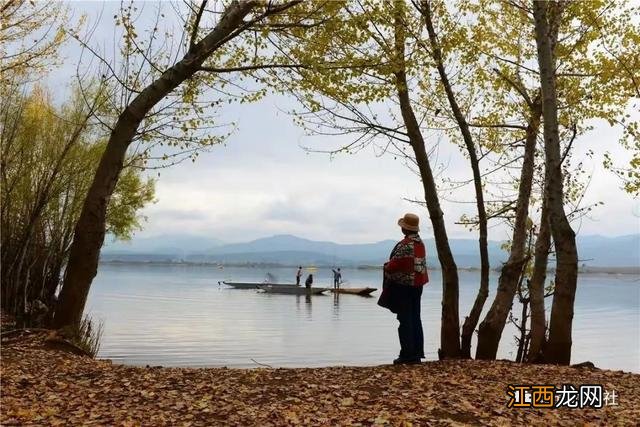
[559,123,577,166]
[189,0,208,50]
[469,122,527,131]
[492,67,533,108]
[199,63,304,72]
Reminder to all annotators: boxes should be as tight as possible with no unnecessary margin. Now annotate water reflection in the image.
[86,264,640,372]
[332,293,341,320]
[305,294,312,319]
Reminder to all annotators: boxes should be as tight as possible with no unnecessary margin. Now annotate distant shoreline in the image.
[99,260,640,275]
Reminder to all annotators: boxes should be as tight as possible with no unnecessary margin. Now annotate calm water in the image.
[86,264,640,372]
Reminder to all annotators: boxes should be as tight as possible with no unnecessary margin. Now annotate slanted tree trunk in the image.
[532,0,578,365]
[421,0,489,359]
[527,195,551,362]
[475,101,542,360]
[394,1,460,358]
[53,1,260,328]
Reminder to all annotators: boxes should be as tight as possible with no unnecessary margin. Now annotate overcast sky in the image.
[48,1,640,244]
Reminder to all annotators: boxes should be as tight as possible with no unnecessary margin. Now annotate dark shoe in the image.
[393,357,421,365]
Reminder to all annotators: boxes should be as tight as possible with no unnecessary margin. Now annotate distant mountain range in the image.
[102,233,640,268]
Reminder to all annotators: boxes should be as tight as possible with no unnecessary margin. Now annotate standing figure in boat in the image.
[296,266,303,286]
[332,268,342,289]
[381,213,428,365]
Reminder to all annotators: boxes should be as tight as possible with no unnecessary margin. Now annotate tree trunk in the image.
[421,0,489,359]
[527,195,551,362]
[475,101,542,360]
[515,296,529,363]
[394,1,460,358]
[533,0,578,366]
[53,0,259,328]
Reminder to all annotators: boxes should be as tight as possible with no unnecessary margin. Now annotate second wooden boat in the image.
[330,287,377,296]
[258,284,327,295]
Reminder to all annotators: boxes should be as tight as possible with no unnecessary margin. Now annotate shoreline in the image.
[99,260,640,275]
[2,330,639,426]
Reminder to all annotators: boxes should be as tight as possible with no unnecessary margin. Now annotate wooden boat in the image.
[220,281,296,289]
[258,284,327,295]
[330,287,377,296]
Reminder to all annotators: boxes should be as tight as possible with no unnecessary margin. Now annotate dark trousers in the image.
[396,286,424,360]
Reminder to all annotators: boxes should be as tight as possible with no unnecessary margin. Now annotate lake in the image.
[86,264,640,373]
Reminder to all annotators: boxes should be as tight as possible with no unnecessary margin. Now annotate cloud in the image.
[137,152,423,243]
[48,2,640,245]
[132,115,640,243]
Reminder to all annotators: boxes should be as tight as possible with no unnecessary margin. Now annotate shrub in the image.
[60,316,104,358]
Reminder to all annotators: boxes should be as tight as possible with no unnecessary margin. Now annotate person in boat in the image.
[380,213,428,365]
[305,274,313,289]
[331,268,342,289]
[296,266,303,286]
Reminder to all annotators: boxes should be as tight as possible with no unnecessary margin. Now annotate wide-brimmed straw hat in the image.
[397,213,420,232]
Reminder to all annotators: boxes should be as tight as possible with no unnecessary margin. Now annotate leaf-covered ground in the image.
[1,331,639,426]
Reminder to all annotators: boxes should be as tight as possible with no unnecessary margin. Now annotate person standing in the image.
[331,268,342,289]
[296,266,303,286]
[382,213,428,365]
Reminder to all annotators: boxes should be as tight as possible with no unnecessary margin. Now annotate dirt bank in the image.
[1,331,638,426]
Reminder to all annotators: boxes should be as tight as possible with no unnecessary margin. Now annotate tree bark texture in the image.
[526,194,551,362]
[475,101,542,360]
[533,0,579,366]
